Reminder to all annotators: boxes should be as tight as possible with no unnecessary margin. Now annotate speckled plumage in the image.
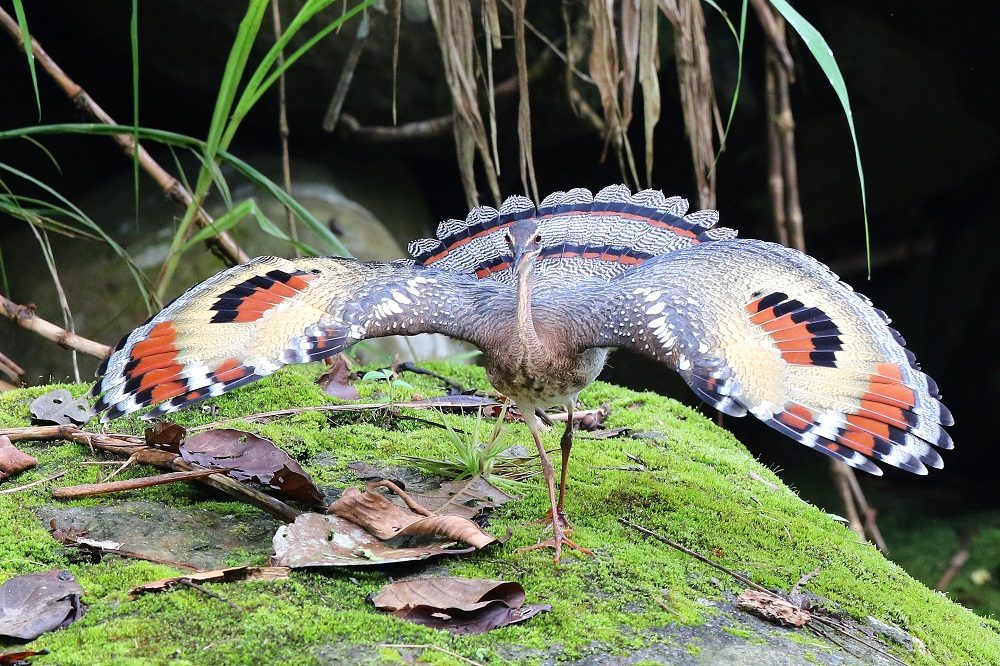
[92,185,952,483]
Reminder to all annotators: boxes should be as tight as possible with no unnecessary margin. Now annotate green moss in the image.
[0,363,998,664]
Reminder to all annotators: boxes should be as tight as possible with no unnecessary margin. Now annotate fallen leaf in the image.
[736,589,811,628]
[403,476,515,521]
[129,566,290,597]
[316,357,360,400]
[144,421,187,451]
[371,577,550,634]
[0,650,48,665]
[330,486,495,548]
[180,429,322,504]
[272,513,476,568]
[29,389,91,426]
[0,570,86,640]
[0,436,37,483]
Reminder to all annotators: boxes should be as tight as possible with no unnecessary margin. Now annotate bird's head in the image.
[505,220,543,276]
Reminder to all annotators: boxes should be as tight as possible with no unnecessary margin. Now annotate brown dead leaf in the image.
[0,436,37,483]
[0,570,85,641]
[180,429,322,504]
[144,421,187,451]
[371,577,550,634]
[317,357,360,401]
[404,476,515,521]
[129,566,290,597]
[330,486,495,549]
[29,389,91,426]
[272,513,477,568]
[736,589,811,628]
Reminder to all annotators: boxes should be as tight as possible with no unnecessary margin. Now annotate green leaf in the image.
[702,0,747,170]
[767,0,870,275]
[11,0,40,118]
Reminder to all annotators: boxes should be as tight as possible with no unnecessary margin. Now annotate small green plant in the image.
[360,368,412,403]
[401,403,537,493]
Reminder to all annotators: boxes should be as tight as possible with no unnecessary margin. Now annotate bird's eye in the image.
[504,232,514,248]
[533,233,542,244]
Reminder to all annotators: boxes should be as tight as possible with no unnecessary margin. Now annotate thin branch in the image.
[51,468,221,500]
[619,517,771,593]
[0,425,300,522]
[749,0,795,77]
[337,112,454,142]
[270,0,297,250]
[0,7,249,269]
[0,470,66,495]
[1,293,111,359]
[0,352,25,384]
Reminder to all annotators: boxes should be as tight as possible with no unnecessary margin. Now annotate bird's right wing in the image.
[91,255,498,421]
[583,239,953,475]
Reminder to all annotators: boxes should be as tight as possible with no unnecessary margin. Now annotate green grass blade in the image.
[702,0,747,170]
[11,0,40,118]
[0,123,352,257]
[767,0,870,275]
[0,162,154,311]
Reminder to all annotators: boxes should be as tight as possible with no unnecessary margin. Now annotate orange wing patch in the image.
[209,269,316,324]
[747,292,843,367]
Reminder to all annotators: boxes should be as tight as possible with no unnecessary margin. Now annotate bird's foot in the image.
[519,513,592,563]
[531,507,575,534]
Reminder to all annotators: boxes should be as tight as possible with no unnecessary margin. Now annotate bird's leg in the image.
[557,401,574,520]
[518,409,592,562]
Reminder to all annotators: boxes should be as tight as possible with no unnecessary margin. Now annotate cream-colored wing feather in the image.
[586,239,952,475]
[92,256,499,421]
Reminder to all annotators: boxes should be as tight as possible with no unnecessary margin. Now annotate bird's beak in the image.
[511,246,527,272]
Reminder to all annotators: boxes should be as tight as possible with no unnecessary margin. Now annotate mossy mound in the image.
[0,363,998,665]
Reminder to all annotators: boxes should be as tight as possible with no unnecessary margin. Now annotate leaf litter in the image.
[0,570,85,641]
[28,389,91,426]
[272,476,511,568]
[371,577,550,634]
[178,428,323,504]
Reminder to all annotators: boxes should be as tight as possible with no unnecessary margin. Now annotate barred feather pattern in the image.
[408,185,735,284]
[92,184,953,477]
[589,239,953,475]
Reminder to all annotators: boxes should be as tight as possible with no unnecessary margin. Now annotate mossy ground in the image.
[1,363,998,665]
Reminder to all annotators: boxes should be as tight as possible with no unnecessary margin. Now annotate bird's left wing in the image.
[581,239,953,475]
[91,255,497,421]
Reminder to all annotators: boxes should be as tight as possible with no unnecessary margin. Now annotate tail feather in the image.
[410,185,734,283]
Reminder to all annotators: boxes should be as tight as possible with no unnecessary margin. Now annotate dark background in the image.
[1,2,997,516]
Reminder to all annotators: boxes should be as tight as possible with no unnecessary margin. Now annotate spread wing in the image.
[91,256,499,421]
[584,239,953,475]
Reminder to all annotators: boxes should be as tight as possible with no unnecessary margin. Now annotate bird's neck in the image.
[515,265,542,349]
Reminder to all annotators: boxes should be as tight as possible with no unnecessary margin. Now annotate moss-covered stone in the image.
[0,364,998,665]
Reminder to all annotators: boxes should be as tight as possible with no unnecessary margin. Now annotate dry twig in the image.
[1,293,111,360]
[0,425,300,521]
[0,470,66,495]
[52,468,222,500]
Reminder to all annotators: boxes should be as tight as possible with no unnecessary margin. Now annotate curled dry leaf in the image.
[272,512,477,568]
[330,486,495,549]
[0,436,37,483]
[316,356,360,400]
[180,429,322,504]
[371,577,550,634]
[29,389,91,426]
[736,589,811,628]
[0,570,85,641]
[144,421,187,451]
[129,566,290,598]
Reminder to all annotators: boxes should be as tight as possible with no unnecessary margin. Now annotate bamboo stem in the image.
[0,293,111,360]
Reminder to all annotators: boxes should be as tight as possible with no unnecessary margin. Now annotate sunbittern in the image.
[91,185,953,560]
